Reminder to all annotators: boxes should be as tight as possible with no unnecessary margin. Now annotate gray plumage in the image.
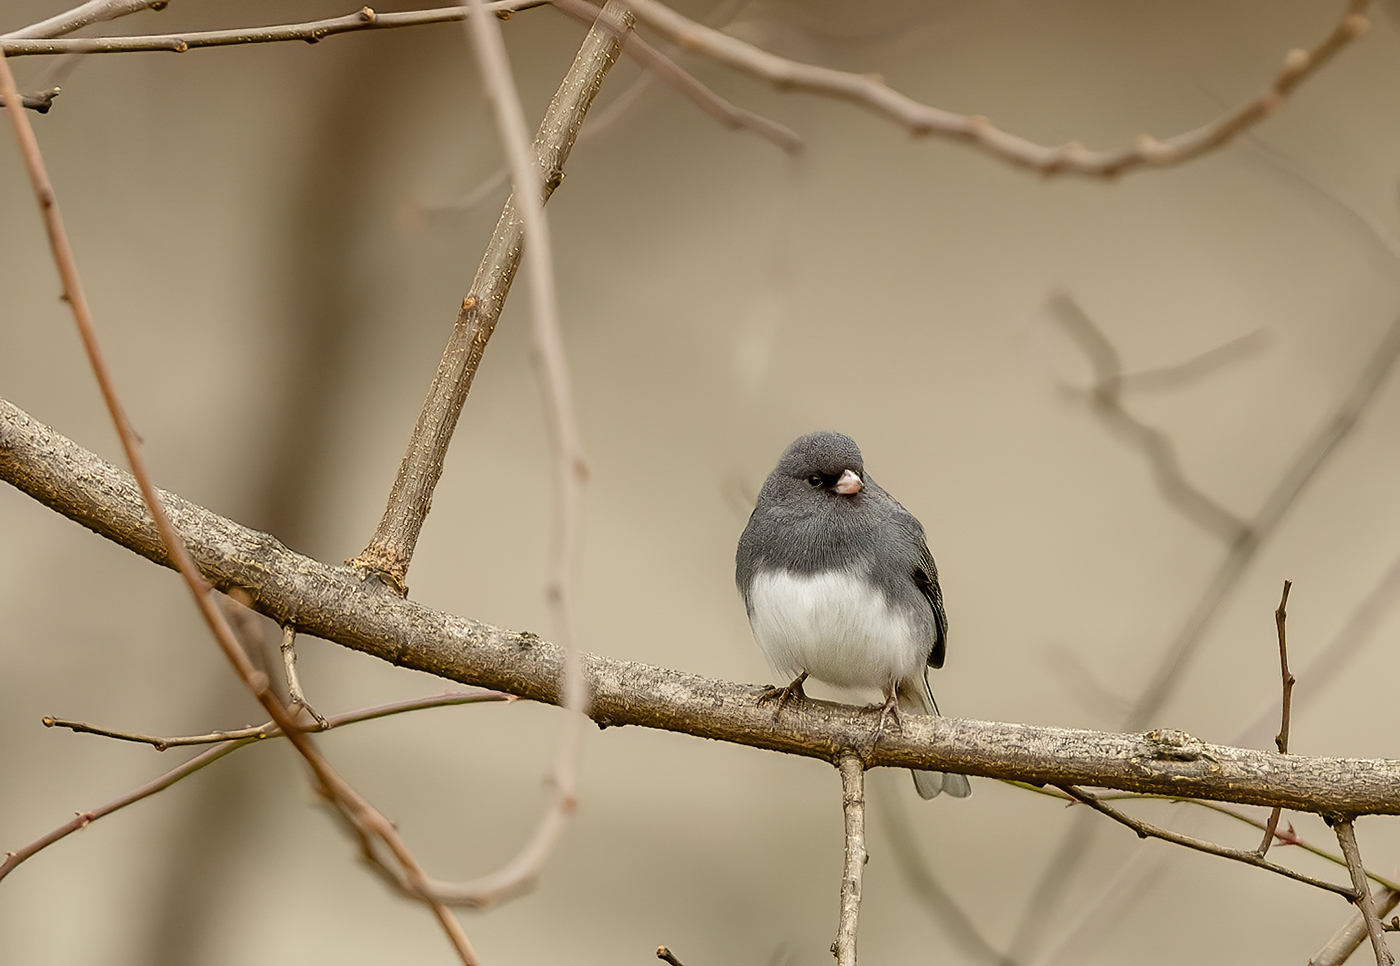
[736,432,970,799]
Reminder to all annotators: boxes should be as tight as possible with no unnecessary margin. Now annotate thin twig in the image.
[4,690,507,881]
[1334,819,1396,965]
[550,0,801,153]
[280,624,328,728]
[3,0,167,40]
[624,0,1372,176]
[0,88,60,112]
[1057,785,1356,899]
[0,48,479,965]
[656,947,687,966]
[347,1,628,593]
[1258,580,1295,856]
[1013,782,1400,893]
[834,755,867,966]
[0,4,544,55]
[42,689,507,750]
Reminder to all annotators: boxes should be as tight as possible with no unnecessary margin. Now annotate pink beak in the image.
[834,469,863,495]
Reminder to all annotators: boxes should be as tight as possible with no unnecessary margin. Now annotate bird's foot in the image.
[757,672,809,719]
[861,694,903,755]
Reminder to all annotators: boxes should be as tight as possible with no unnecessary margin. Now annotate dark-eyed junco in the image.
[736,432,971,799]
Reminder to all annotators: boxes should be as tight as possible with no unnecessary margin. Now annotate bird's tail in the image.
[896,674,972,800]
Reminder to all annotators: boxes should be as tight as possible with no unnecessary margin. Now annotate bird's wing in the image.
[911,542,948,669]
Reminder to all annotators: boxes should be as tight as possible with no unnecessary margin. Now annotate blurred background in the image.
[3,1,1400,963]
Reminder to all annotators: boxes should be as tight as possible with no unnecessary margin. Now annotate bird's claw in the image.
[757,672,809,718]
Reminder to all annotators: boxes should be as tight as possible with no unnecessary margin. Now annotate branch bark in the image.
[7,394,1400,815]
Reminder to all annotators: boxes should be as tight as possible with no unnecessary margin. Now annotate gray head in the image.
[771,431,866,497]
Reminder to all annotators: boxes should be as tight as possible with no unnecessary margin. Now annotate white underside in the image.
[748,569,925,693]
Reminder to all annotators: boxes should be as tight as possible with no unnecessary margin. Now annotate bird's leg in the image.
[863,692,903,755]
[757,671,809,718]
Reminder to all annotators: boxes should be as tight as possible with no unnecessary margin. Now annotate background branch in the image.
[624,0,1372,176]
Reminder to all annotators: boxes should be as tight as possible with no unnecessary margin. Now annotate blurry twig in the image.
[0,88,60,112]
[1257,580,1295,857]
[656,947,687,966]
[1047,293,1250,543]
[552,0,801,153]
[1015,311,1400,958]
[1117,329,1272,393]
[1333,819,1396,965]
[4,690,509,881]
[623,0,1372,176]
[2,0,167,40]
[874,772,1014,965]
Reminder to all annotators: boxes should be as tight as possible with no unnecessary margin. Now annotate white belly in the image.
[748,569,924,692]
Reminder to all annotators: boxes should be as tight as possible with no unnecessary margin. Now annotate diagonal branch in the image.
[8,394,1400,815]
[1057,785,1355,899]
[3,690,508,881]
[1334,819,1396,966]
[624,0,1372,177]
[3,0,168,40]
[347,0,628,594]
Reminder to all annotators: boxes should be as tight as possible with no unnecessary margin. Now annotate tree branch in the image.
[347,0,628,593]
[3,0,169,41]
[623,0,1372,177]
[7,394,1400,815]
[1334,818,1396,966]
[1057,785,1355,899]
[0,4,542,55]
[1258,579,1295,856]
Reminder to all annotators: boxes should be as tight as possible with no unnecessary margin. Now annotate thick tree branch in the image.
[7,394,1400,815]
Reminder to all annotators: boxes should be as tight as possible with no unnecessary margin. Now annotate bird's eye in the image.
[807,474,824,487]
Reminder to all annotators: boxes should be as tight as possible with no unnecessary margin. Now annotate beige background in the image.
[3,1,1400,963]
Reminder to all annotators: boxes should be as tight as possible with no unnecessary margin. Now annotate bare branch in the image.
[656,947,687,966]
[9,395,1400,816]
[0,4,542,56]
[3,0,168,41]
[1334,819,1396,965]
[1058,785,1356,899]
[6,690,506,880]
[348,0,629,593]
[623,0,1372,177]
[42,689,506,749]
[1047,293,1250,543]
[1130,312,1400,731]
[1313,884,1400,966]
[551,0,801,153]
[280,624,327,728]
[834,755,867,966]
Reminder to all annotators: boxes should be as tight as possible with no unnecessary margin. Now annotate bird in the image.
[735,431,971,799]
